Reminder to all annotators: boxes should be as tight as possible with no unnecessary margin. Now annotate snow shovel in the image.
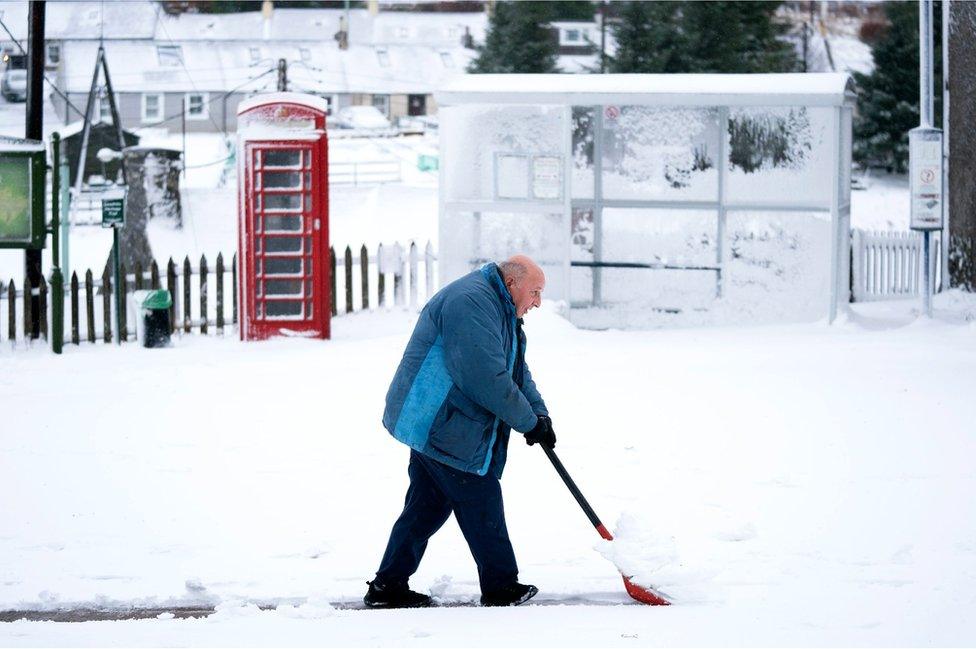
[541,445,671,606]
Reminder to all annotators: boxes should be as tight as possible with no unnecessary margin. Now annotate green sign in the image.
[0,157,32,243]
[101,195,126,228]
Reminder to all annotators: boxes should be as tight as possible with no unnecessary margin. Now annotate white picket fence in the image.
[851,229,942,302]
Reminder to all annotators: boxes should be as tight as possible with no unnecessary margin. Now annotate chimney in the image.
[368,0,379,16]
[262,0,273,40]
[335,14,349,50]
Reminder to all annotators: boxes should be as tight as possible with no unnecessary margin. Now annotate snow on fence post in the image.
[377,244,386,309]
[102,268,112,343]
[394,242,404,307]
[231,253,238,325]
[344,246,353,314]
[85,270,95,343]
[409,241,418,310]
[6,281,14,344]
[22,278,31,344]
[183,257,192,334]
[425,241,434,302]
[70,272,79,345]
[119,263,128,343]
[330,247,337,317]
[360,245,369,311]
[200,254,208,335]
[167,258,177,334]
[216,253,225,333]
[38,279,48,341]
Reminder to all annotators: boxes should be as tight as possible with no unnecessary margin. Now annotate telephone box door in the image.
[242,141,329,339]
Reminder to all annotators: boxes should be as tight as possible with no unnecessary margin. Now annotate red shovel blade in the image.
[622,575,670,606]
[597,524,670,606]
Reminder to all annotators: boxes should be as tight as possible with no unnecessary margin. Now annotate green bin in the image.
[139,289,172,348]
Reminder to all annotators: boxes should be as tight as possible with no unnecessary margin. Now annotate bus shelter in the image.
[435,74,855,326]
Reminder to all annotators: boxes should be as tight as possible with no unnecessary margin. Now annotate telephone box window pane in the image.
[304,151,311,168]
[304,194,312,211]
[265,194,302,211]
[255,194,262,212]
[256,258,263,275]
[256,302,263,317]
[265,215,302,231]
[264,150,302,168]
[306,236,312,252]
[305,279,312,296]
[266,301,303,317]
[306,300,313,319]
[265,258,302,275]
[263,172,301,189]
[265,237,303,253]
[266,280,303,295]
[255,238,263,253]
[304,172,311,188]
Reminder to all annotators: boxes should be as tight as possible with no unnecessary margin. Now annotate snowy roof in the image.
[58,38,477,95]
[237,92,330,116]
[0,135,45,152]
[0,1,159,41]
[437,73,857,108]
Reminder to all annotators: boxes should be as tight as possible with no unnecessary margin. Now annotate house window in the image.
[45,43,60,66]
[185,92,209,120]
[565,29,581,43]
[142,93,163,123]
[249,47,261,63]
[440,52,454,68]
[157,45,183,67]
[371,94,389,117]
[376,49,390,68]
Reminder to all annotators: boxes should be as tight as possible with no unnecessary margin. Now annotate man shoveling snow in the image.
[365,255,555,609]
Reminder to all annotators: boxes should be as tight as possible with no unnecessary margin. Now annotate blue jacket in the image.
[382,263,548,478]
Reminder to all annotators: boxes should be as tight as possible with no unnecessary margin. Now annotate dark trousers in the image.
[375,450,518,594]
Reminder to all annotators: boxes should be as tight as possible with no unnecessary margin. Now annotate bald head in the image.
[499,255,545,318]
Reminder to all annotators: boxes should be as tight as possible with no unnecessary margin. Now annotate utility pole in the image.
[277,58,287,92]
[599,0,607,73]
[25,0,45,339]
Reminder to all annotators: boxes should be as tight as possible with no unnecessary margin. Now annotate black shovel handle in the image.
[541,445,613,541]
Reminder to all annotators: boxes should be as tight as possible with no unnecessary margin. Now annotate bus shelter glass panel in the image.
[725,106,833,206]
[441,104,567,202]
[723,210,832,322]
[571,106,595,200]
[471,211,567,299]
[601,106,721,202]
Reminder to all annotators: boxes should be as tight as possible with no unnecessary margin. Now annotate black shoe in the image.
[363,580,432,609]
[480,583,539,607]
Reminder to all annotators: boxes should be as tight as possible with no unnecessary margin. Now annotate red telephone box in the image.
[236,93,330,340]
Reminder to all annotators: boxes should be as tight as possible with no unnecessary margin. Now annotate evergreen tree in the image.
[682,1,796,73]
[608,1,796,74]
[607,1,688,73]
[853,1,942,172]
[468,1,560,73]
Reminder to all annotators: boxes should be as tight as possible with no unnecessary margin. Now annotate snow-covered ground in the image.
[1,293,975,646]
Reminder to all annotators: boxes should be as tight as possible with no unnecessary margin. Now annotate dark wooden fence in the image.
[0,240,436,347]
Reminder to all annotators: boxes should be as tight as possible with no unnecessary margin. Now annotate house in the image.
[1,0,487,134]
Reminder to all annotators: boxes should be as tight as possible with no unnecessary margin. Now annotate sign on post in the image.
[0,138,47,250]
[909,127,943,231]
[100,190,127,228]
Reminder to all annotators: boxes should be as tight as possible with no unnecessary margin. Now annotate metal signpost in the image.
[912,0,941,318]
[101,189,127,345]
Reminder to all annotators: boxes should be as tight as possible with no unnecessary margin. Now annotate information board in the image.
[909,127,944,231]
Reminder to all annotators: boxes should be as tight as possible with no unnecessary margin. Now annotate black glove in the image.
[525,415,556,449]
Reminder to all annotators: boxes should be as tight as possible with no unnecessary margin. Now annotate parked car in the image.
[1,69,27,102]
[333,106,393,132]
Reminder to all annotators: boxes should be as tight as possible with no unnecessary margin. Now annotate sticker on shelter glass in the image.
[532,156,562,200]
[496,154,530,199]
